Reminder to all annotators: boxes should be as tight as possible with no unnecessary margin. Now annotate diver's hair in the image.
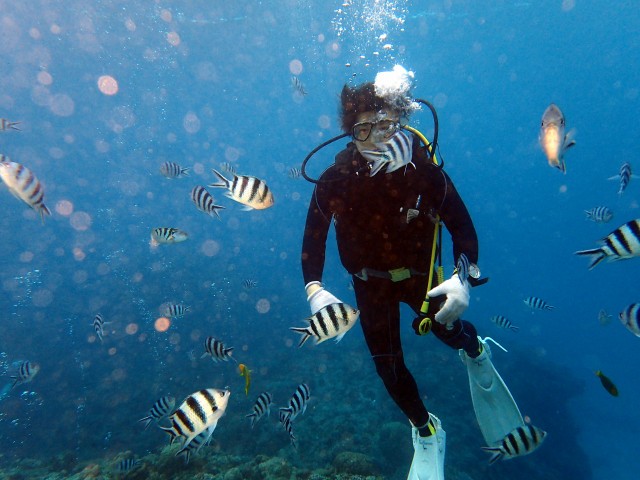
[339,82,389,133]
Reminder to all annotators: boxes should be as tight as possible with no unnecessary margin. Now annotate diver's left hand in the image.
[427,274,470,326]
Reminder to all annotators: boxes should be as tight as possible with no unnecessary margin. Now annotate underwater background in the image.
[0,1,638,479]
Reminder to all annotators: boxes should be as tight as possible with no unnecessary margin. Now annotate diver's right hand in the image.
[305,281,343,315]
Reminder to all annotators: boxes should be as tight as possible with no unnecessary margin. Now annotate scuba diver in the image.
[300,66,525,479]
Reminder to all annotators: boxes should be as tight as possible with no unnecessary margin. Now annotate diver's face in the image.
[352,110,400,151]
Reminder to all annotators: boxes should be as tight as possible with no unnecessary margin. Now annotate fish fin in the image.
[200,353,208,359]
[607,175,620,181]
[137,416,153,430]
[334,332,346,343]
[210,168,229,188]
[159,425,178,444]
[574,248,607,270]
[510,326,520,332]
[290,327,312,347]
[481,447,504,465]
[181,168,190,177]
[563,129,577,150]
[39,204,51,222]
[240,205,255,211]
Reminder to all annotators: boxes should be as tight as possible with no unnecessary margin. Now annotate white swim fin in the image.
[407,414,446,480]
[459,337,524,447]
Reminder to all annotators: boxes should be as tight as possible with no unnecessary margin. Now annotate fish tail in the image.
[574,247,607,270]
[289,327,312,347]
[481,447,504,465]
[181,168,190,177]
[159,426,178,444]
[137,416,153,430]
[210,169,229,188]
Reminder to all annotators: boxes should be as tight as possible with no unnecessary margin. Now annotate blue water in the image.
[0,1,638,479]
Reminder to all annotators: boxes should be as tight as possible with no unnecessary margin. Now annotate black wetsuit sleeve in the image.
[436,169,479,266]
[301,180,333,285]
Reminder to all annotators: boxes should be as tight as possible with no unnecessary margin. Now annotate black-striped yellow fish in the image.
[575,219,640,269]
[0,158,51,222]
[209,169,274,210]
[150,227,188,246]
[159,388,230,460]
[482,424,547,464]
[191,185,225,218]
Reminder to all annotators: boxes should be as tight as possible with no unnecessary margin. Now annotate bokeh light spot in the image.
[37,71,52,86]
[167,31,181,46]
[125,323,139,335]
[55,200,74,216]
[70,211,92,231]
[256,298,271,314]
[201,240,221,257]
[98,75,119,96]
[155,317,171,332]
[289,59,303,75]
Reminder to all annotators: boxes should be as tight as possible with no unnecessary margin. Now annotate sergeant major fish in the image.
[539,104,576,174]
[246,392,273,428]
[238,363,251,396]
[279,383,310,423]
[150,227,188,246]
[160,161,189,178]
[490,315,519,332]
[159,388,230,460]
[201,336,235,363]
[481,424,547,464]
[290,303,360,347]
[0,118,20,131]
[138,395,176,430]
[0,158,51,222]
[523,296,554,311]
[191,185,225,218]
[575,219,640,269]
[585,206,613,224]
[161,303,189,319]
[93,313,106,343]
[10,360,40,389]
[608,162,636,196]
[619,303,640,337]
[209,169,274,210]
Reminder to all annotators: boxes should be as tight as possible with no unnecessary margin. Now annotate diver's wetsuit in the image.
[301,134,481,428]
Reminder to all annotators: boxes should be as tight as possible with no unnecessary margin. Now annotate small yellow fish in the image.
[595,370,619,397]
[239,363,251,396]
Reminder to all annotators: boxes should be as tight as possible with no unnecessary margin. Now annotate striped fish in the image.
[490,315,519,332]
[246,392,273,428]
[279,383,310,423]
[201,336,235,363]
[191,185,225,218]
[138,395,176,430]
[482,424,547,464]
[279,410,297,449]
[360,130,413,176]
[523,296,554,311]
[161,303,189,318]
[93,313,106,343]
[151,227,188,245]
[0,118,20,131]
[575,219,640,269]
[160,161,189,178]
[291,75,307,96]
[585,206,613,223]
[456,253,470,285]
[117,458,141,474]
[243,279,258,289]
[159,388,230,459]
[209,169,274,210]
[290,303,360,347]
[619,303,640,337]
[288,167,301,179]
[0,159,51,222]
[608,162,634,196]
[10,360,40,389]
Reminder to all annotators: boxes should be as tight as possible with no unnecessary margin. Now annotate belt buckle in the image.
[388,267,410,282]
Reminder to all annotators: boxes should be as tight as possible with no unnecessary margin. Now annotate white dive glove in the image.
[305,281,343,315]
[426,273,470,326]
